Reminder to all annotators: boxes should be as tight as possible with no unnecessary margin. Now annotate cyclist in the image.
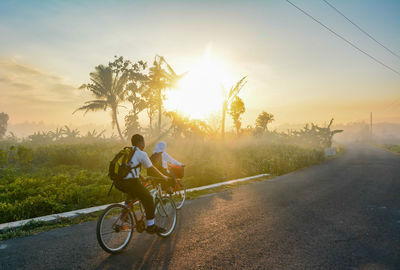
[150,141,184,192]
[114,134,169,234]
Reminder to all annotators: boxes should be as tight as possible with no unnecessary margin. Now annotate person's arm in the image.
[163,152,183,166]
[147,166,168,180]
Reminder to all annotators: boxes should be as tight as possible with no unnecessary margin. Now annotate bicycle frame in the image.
[143,179,171,217]
[96,177,177,254]
[113,178,170,234]
[173,178,183,195]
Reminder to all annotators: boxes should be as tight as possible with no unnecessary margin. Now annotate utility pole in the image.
[370,112,373,140]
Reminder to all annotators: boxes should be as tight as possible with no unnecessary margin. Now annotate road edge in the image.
[0,173,270,233]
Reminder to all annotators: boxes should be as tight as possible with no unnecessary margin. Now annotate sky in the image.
[0,0,399,136]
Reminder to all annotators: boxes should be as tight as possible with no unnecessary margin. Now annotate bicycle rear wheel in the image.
[96,203,134,254]
[154,197,177,237]
[172,180,186,210]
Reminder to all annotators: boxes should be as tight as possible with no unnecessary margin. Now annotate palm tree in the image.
[147,55,185,135]
[221,76,247,138]
[74,65,128,140]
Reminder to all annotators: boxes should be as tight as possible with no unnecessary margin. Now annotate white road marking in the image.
[0,244,7,249]
[0,173,270,232]
[186,174,270,192]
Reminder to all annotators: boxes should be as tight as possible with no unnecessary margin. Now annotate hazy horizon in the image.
[1,0,399,135]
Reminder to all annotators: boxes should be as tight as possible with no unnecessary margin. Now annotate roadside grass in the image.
[0,145,344,241]
[0,175,275,241]
[383,144,400,154]
[0,138,326,224]
[0,213,100,241]
[371,143,400,155]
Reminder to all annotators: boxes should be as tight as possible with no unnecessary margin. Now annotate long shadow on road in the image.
[94,212,183,270]
[93,191,229,270]
[2,144,400,270]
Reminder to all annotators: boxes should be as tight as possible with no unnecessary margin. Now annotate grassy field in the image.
[0,135,326,224]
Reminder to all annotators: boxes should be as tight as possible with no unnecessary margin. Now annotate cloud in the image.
[0,58,85,122]
[0,58,81,102]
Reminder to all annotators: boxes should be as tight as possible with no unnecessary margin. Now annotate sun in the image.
[164,52,232,119]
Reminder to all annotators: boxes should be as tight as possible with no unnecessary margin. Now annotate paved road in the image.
[1,144,399,270]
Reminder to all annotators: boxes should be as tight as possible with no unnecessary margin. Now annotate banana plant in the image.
[221,76,247,138]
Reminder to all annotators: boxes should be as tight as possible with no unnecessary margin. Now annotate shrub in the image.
[0,136,325,223]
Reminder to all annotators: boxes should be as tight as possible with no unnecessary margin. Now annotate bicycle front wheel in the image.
[154,197,177,237]
[172,180,186,210]
[96,203,134,254]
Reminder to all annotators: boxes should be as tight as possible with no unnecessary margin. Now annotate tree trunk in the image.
[158,104,162,135]
[113,108,124,140]
[157,88,162,135]
[149,115,153,133]
[147,107,153,137]
[235,121,241,137]
[221,101,227,139]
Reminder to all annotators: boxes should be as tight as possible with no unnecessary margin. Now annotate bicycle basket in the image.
[168,164,184,178]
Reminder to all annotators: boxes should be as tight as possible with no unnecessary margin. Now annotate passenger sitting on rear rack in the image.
[149,142,184,193]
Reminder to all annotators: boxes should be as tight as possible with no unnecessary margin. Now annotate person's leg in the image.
[114,180,132,197]
[115,179,155,219]
[163,171,176,194]
[132,180,155,220]
[161,174,174,192]
[168,170,176,187]
[115,179,164,233]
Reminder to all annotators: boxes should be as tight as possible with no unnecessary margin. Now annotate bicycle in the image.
[165,164,186,210]
[167,178,186,210]
[96,176,177,254]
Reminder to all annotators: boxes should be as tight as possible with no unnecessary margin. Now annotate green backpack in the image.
[108,147,140,181]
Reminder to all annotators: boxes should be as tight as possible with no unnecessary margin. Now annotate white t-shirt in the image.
[124,147,153,179]
[160,152,183,173]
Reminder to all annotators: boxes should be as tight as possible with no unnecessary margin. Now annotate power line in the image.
[285,0,400,77]
[380,97,400,114]
[322,0,400,60]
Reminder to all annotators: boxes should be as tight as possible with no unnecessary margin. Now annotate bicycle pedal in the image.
[120,224,131,231]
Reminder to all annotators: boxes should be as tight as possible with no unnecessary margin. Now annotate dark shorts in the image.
[115,178,155,220]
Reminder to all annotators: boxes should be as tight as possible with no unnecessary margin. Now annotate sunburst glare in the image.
[164,51,232,119]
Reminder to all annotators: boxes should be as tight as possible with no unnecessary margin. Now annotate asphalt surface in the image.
[1,144,399,270]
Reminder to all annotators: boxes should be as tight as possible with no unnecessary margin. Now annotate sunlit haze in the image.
[0,0,399,136]
[164,48,231,119]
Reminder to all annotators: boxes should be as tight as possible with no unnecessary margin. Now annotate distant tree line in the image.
[1,53,343,147]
